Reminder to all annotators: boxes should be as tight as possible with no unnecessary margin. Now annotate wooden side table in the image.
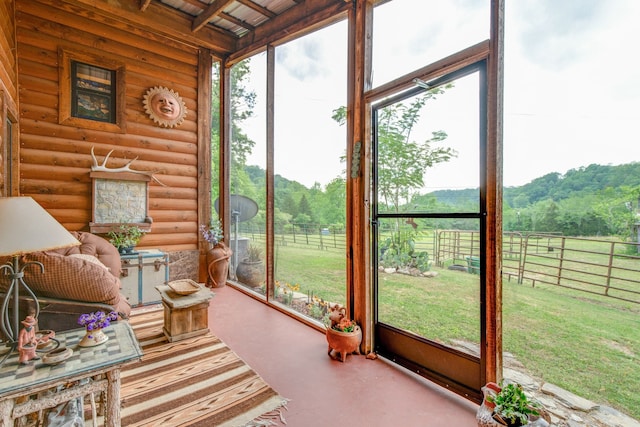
[155,284,214,342]
[0,321,142,427]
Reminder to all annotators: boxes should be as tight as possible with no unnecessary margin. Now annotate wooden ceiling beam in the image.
[219,12,256,32]
[230,0,351,63]
[236,0,277,19]
[192,0,234,33]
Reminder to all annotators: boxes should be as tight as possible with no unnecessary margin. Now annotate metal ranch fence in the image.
[239,224,640,304]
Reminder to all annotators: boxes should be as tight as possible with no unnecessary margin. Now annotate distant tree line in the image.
[423,162,640,239]
[216,60,639,242]
[239,162,639,241]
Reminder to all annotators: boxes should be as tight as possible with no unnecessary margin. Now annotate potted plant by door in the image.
[108,224,145,254]
[477,382,549,427]
[324,303,362,362]
[235,243,264,288]
[201,220,232,288]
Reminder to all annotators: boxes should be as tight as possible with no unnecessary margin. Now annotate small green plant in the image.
[487,382,541,427]
[307,295,330,321]
[274,281,299,306]
[308,303,325,320]
[107,224,145,250]
[245,244,263,262]
[379,226,430,273]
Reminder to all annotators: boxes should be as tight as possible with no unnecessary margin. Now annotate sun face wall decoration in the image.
[143,86,187,128]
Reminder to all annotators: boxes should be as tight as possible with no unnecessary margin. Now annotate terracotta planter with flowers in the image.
[325,304,362,362]
[326,323,362,362]
[201,220,232,288]
[207,243,232,287]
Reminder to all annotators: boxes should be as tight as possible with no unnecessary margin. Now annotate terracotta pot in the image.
[235,259,264,288]
[481,382,501,411]
[326,325,362,362]
[477,382,551,427]
[42,347,73,365]
[206,242,232,288]
[36,329,56,349]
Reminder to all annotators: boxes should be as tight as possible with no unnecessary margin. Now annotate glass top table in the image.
[0,321,142,395]
[0,321,141,426]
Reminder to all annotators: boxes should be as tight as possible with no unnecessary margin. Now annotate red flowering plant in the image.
[324,303,358,333]
[334,318,356,333]
[78,311,118,337]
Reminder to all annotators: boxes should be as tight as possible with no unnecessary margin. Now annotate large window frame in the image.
[217,0,504,398]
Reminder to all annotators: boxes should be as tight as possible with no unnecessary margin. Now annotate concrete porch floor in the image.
[208,284,479,426]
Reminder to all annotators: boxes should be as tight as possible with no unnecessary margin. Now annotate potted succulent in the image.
[235,243,264,288]
[478,382,549,427]
[108,224,145,254]
[202,219,232,288]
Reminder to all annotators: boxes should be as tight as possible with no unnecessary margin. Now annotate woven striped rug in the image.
[120,309,288,426]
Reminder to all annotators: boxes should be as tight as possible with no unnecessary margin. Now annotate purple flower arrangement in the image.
[200,219,223,246]
[78,311,118,337]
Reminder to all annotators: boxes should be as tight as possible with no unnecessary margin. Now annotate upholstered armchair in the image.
[0,232,131,334]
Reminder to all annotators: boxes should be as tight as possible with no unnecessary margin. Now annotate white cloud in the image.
[503,0,640,186]
[239,0,640,189]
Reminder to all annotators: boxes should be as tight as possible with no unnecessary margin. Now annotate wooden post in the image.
[0,398,13,427]
[105,369,121,427]
[349,0,373,354]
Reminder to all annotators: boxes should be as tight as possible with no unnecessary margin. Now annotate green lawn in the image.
[271,243,640,420]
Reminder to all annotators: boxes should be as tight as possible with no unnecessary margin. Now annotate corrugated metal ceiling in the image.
[156,0,302,38]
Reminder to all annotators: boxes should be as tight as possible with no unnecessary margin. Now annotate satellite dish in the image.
[214,194,258,222]
[214,195,259,279]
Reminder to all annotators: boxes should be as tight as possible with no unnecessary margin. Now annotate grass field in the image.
[271,242,640,420]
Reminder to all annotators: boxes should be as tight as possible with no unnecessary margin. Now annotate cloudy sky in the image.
[241,0,639,190]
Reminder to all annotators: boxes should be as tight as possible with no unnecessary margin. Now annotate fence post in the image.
[606,241,614,295]
[557,237,565,286]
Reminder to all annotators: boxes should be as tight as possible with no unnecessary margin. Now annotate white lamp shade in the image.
[0,197,80,256]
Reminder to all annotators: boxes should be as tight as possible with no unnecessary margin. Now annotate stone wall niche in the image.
[89,171,152,233]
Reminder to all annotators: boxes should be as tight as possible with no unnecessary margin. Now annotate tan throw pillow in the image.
[20,252,121,307]
[68,253,110,272]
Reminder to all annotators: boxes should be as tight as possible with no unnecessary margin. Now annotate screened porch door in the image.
[372,61,487,401]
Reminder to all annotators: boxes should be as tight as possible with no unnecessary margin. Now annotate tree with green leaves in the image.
[334,87,457,271]
[298,194,313,222]
[332,87,457,213]
[376,92,457,212]
[210,59,259,201]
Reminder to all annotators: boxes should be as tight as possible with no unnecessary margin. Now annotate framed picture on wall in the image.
[72,62,115,122]
[58,48,126,132]
[75,91,113,122]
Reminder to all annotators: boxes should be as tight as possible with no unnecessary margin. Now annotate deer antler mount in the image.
[90,146,166,186]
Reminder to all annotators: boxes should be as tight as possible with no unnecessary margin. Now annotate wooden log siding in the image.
[0,1,17,101]
[15,0,206,261]
[0,0,18,196]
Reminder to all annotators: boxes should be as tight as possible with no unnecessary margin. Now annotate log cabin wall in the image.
[1,0,19,197]
[14,0,208,281]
